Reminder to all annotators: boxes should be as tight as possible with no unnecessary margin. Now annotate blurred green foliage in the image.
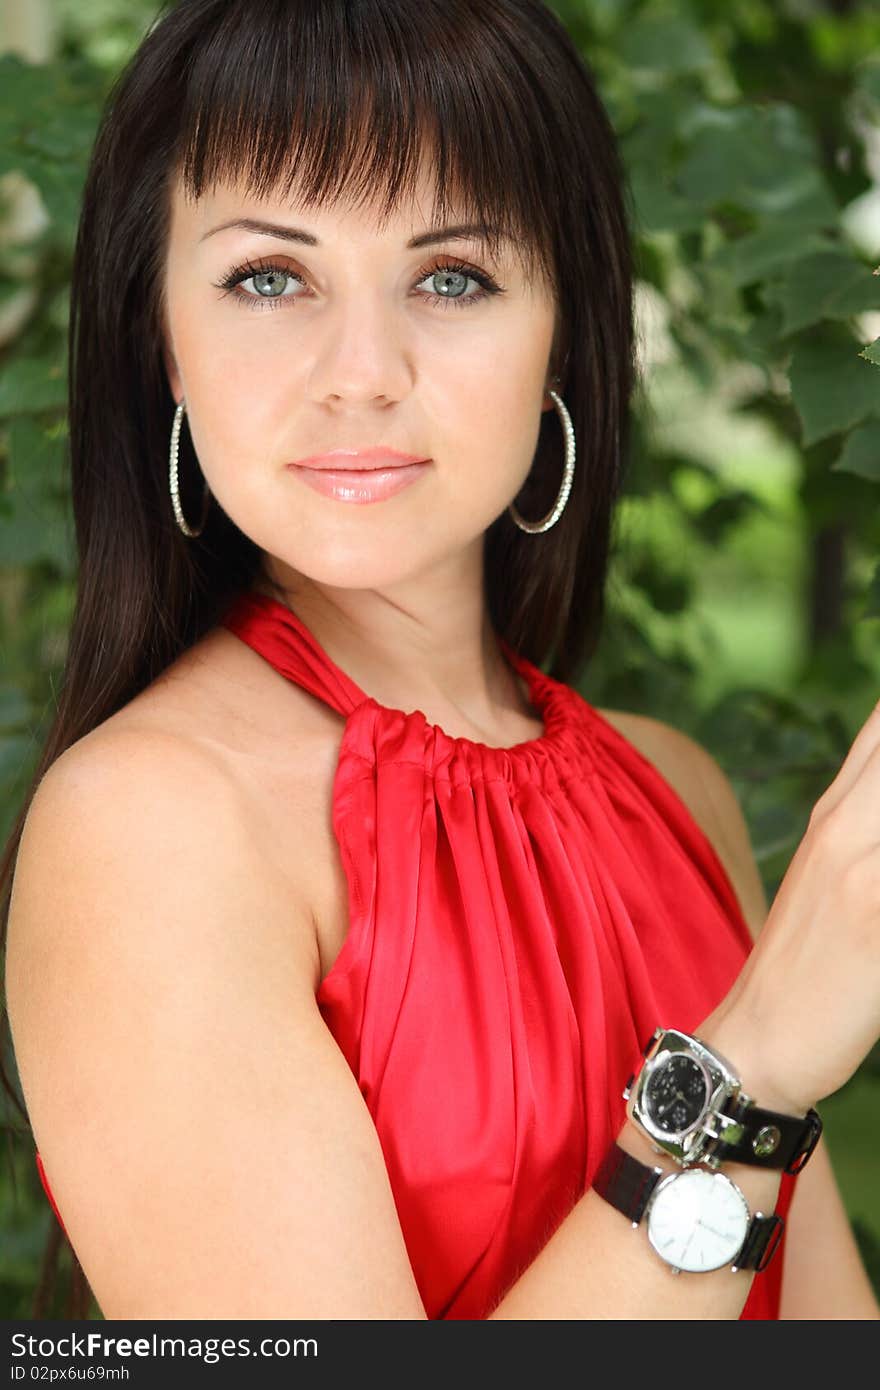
[1,0,879,1316]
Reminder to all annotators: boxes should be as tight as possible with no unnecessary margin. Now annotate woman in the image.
[3,0,878,1320]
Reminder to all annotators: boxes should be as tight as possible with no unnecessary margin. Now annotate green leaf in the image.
[7,415,67,494]
[763,253,880,336]
[830,418,880,479]
[0,54,99,165]
[617,15,714,76]
[747,799,807,867]
[0,356,67,418]
[0,53,99,239]
[0,730,36,790]
[628,554,692,615]
[9,155,85,239]
[628,168,706,235]
[0,417,72,570]
[707,226,832,289]
[854,56,880,106]
[862,338,880,368]
[587,0,632,32]
[788,333,880,446]
[676,103,836,222]
[619,86,700,168]
[693,490,760,545]
[696,686,840,781]
[736,304,788,367]
[0,685,30,730]
[864,560,880,619]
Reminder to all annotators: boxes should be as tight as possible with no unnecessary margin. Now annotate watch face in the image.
[646,1169,750,1273]
[644,1053,710,1135]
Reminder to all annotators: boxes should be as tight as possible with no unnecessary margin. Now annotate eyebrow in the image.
[199,217,504,249]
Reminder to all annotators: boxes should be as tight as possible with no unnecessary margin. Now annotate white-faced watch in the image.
[593,1141,785,1274]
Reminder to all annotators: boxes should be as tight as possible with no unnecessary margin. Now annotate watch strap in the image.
[732,1210,785,1273]
[593,1142,785,1273]
[716,1096,823,1175]
[592,1142,663,1225]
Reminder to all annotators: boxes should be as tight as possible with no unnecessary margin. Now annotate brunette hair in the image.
[1,0,635,1316]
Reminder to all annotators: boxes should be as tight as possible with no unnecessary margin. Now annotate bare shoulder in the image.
[8,623,342,1011]
[6,713,323,1061]
[595,708,769,940]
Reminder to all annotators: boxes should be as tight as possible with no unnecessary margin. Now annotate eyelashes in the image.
[211,255,506,312]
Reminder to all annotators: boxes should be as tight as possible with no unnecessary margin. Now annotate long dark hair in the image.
[1,0,635,1317]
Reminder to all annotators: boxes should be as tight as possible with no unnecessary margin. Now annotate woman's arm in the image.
[641,718,880,1320]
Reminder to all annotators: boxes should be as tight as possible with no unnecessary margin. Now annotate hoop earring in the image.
[169,399,211,538]
[507,387,575,534]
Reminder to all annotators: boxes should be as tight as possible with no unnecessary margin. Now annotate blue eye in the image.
[213,256,505,311]
[213,260,302,310]
[413,262,498,308]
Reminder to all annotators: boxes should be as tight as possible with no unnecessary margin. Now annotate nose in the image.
[309,288,414,406]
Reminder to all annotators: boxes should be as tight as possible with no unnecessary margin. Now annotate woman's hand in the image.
[701,697,880,1115]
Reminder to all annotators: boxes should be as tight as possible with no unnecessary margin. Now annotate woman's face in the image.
[161,164,559,591]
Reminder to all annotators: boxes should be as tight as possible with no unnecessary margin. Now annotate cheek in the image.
[432,365,545,510]
[465,306,553,440]
[170,326,293,491]
[485,398,543,503]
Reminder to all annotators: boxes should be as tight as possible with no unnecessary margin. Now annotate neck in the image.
[249,559,537,742]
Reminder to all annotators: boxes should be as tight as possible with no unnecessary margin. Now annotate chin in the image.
[264,542,435,593]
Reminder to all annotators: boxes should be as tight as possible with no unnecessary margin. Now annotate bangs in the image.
[170,0,559,288]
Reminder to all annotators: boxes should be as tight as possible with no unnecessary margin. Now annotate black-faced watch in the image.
[593,1141,785,1275]
[624,1027,823,1173]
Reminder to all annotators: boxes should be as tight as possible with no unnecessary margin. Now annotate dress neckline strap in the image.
[221,589,368,716]
[218,588,589,766]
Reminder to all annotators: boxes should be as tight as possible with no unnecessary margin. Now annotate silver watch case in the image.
[643,1166,753,1274]
[624,1027,750,1168]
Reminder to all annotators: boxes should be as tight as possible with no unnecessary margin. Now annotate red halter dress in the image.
[35,589,794,1317]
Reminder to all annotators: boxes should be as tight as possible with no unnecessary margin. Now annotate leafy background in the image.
[0,0,878,1316]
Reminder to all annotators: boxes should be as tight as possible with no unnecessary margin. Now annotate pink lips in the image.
[287,447,429,471]
[286,448,431,504]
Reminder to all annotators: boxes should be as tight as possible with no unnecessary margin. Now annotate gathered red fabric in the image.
[35,589,794,1317]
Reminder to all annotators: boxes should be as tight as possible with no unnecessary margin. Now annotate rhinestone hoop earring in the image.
[169,399,211,538]
[507,387,576,534]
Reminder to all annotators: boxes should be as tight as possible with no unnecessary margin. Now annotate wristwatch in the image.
[624,1027,823,1173]
[593,1141,785,1275]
